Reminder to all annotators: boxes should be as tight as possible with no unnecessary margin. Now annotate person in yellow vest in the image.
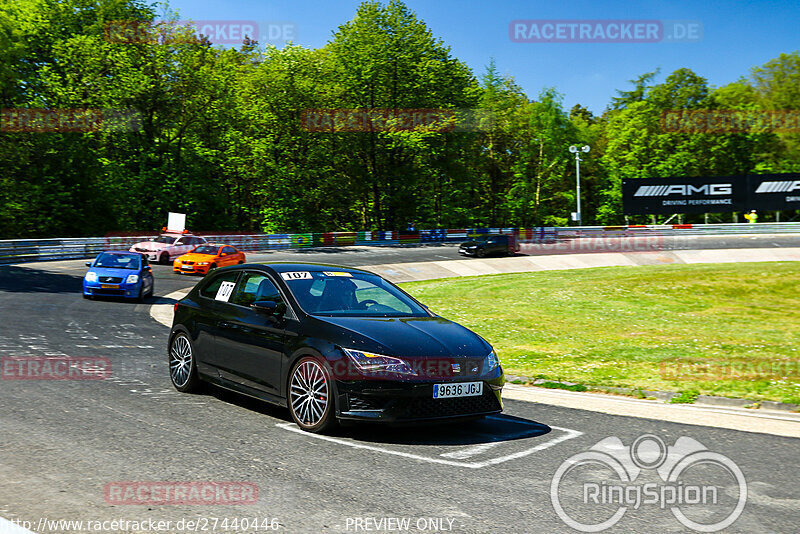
[743,210,758,223]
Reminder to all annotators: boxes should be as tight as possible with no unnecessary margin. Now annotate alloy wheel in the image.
[289,359,329,428]
[169,334,193,387]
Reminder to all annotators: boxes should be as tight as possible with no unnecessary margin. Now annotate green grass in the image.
[403,262,800,404]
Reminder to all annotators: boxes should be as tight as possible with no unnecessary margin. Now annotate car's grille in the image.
[99,276,123,283]
[416,358,483,379]
[134,247,148,252]
[401,388,500,419]
[181,261,194,265]
[347,394,388,411]
[93,288,126,296]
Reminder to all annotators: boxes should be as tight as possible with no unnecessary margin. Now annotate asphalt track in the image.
[0,235,799,533]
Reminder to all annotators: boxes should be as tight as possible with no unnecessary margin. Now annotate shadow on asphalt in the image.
[338,413,551,446]
[0,265,82,293]
[205,386,551,446]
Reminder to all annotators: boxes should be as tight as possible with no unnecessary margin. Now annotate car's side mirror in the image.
[220,253,227,257]
[85,261,92,267]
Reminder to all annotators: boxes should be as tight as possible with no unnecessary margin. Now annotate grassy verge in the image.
[403,262,800,404]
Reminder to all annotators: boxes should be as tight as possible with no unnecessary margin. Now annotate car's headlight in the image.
[125,274,139,284]
[85,272,97,282]
[197,262,209,266]
[467,245,477,249]
[484,350,500,373]
[343,348,418,376]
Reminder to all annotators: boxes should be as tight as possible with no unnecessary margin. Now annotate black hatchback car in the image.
[169,263,504,433]
[458,234,519,258]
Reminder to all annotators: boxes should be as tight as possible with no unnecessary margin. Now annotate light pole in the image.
[569,145,590,226]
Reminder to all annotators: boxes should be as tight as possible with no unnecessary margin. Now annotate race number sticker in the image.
[323,271,352,277]
[281,271,312,281]
[215,280,236,302]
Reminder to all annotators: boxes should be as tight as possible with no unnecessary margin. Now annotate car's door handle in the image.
[218,321,232,329]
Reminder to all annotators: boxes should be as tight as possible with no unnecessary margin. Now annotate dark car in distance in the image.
[458,234,519,258]
[169,263,504,433]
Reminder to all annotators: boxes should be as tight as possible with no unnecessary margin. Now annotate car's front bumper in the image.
[333,371,505,423]
[83,280,141,298]
[458,248,476,256]
[174,264,210,275]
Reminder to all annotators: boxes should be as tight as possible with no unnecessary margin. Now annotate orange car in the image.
[173,244,246,275]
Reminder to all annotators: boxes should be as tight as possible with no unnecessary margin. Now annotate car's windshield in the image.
[282,271,428,317]
[153,236,177,244]
[94,253,140,270]
[192,245,219,255]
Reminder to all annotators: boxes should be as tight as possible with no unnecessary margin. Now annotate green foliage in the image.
[0,1,799,237]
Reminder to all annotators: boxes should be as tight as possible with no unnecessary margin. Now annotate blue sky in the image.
[162,0,800,115]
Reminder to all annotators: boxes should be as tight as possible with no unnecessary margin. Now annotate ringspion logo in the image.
[551,434,746,532]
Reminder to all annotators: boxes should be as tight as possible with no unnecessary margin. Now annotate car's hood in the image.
[131,241,167,251]
[460,240,483,247]
[178,253,215,262]
[88,267,137,278]
[309,315,490,359]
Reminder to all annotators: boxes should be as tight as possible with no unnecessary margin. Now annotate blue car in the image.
[83,251,155,301]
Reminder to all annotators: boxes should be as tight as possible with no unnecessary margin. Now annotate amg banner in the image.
[622,173,800,215]
[749,173,800,211]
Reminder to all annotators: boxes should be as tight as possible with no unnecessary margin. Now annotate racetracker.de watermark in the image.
[300,108,495,133]
[104,481,259,505]
[510,20,702,43]
[105,20,296,45]
[0,109,142,133]
[521,234,671,255]
[660,358,800,381]
[1,357,111,380]
[551,434,746,532]
[661,109,800,133]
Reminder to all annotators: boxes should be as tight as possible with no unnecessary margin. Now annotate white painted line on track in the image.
[275,420,582,469]
[440,440,503,459]
[149,288,191,327]
[0,517,36,534]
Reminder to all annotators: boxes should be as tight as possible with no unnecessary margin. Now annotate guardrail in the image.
[0,223,798,265]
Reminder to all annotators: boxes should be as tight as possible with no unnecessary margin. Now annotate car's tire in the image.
[159,252,169,265]
[169,332,203,393]
[82,293,91,300]
[135,285,144,303]
[288,356,336,433]
[147,281,154,297]
[476,248,486,258]
[209,263,217,271]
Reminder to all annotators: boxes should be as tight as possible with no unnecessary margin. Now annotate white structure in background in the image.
[569,145,590,225]
[167,212,186,233]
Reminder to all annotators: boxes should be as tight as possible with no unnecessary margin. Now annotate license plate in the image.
[433,382,483,399]
[100,284,118,289]
[181,266,194,270]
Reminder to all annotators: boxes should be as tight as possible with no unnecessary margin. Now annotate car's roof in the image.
[100,250,142,256]
[237,262,375,275]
